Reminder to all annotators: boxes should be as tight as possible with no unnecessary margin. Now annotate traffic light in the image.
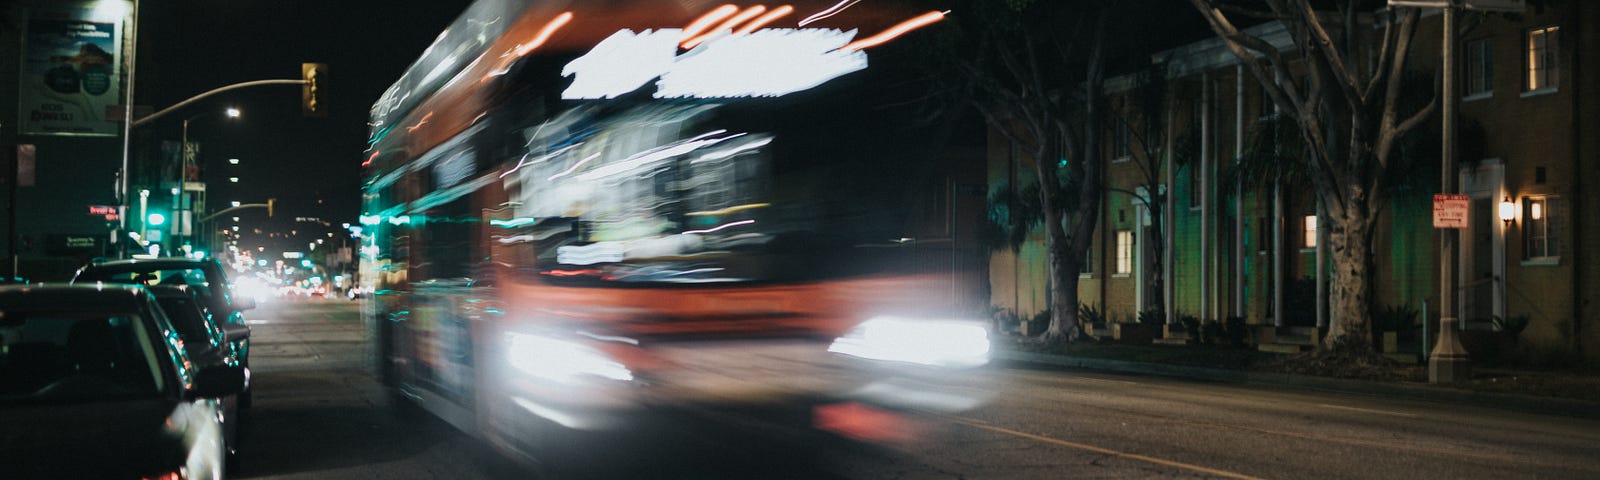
[301,63,326,117]
[267,198,276,218]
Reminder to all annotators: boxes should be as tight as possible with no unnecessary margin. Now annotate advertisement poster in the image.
[19,4,126,136]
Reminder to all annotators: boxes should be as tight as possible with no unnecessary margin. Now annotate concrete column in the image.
[1234,66,1246,320]
[1200,73,1211,323]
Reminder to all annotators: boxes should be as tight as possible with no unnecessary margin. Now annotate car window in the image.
[0,312,167,403]
[153,296,219,350]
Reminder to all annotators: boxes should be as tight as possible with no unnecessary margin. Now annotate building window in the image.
[1526,26,1559,92]
[1302,215,1317,249]
[1465,38,1494,98]
[1081,246,1093,275]
[1115,230,1134,275]
[1111,121,1131,162]
[1523,196,1561,262]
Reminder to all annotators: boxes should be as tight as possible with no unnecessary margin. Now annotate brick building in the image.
[988,4,1599,363]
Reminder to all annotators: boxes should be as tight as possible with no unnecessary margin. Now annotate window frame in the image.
[1521,195,1561,265]
[1114,230,1134,277]
[1524,26,1559,95]
[1464,37,1494,101]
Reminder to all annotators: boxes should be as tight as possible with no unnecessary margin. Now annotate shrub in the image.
[1200,320,1225,345]
[1078,303,1105,326]
[1372,304,1419,342]
[1138,309,1164,326]
[1224,316,1250,347]
[1179,314,1200,341]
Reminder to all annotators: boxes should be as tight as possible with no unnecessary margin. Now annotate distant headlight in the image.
[504,332,634,383]
[828,316,991,368]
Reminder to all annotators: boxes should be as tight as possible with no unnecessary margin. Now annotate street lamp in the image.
[177,107,240,252]
[1499,196,1516,225]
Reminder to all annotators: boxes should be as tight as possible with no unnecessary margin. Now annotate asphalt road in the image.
[235,299,1600,479]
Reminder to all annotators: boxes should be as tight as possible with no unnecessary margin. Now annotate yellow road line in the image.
[947,417,1266,480]
[1317,403,1420,418]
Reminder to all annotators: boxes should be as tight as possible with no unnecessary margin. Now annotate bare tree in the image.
[1107,64,1174,321]
[1184,0,1437,355]
[951,0,1113,342]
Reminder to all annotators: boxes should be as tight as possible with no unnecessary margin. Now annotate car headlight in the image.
[504,332,634,383]
[828,316,990,368]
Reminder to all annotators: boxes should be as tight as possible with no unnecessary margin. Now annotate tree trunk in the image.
[1044,237,1083,342]
[1322,207,1375,352]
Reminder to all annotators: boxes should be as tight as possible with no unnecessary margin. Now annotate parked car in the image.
[149,285,250,461]
[72,258,256,406]
[0,283,248,479]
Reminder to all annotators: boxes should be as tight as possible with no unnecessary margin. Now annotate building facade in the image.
[989,4,1600,363]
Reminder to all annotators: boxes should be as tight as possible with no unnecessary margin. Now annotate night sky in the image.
[135,0,474,233]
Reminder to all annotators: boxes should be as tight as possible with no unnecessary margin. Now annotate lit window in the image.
[1466,38,1494,97]
[1115,230,1134,275]
[1526,26,1559,92]
[229,177,239,183]
[228,158,240,165]
[231,201,241,207]
[1303,215,1318,249]
[1523,196,1561,261]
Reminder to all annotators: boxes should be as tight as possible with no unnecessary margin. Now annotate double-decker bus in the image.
[361,0,989,463]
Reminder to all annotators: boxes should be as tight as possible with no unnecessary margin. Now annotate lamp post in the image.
[173,107,240,254]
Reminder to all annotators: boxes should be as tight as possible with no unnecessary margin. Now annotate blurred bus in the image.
[361,0,989,464]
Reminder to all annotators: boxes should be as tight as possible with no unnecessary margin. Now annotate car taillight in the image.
[140,471,184,480]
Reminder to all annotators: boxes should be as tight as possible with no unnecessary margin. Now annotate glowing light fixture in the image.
[1531,200,1543,220]
[1499,196,1515,224]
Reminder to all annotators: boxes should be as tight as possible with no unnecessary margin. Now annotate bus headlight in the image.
[504,332,634,383]
[828,316,990,368]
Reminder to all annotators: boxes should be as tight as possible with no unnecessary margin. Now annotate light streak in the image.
[734,5,795,35]
[514,12,574,57]
[683,5,767,49]
[485,12,574,81]
[683,219,755,235]
[542,269,603,277]
[799,0,861,26]
[840,11,945,51]
[680,4,740,42]
[547,152,604,181]
[500,143,582,178]
[576,130,742,181]
[693,136,773,162]
[362,150,379,167]
[406,112,434,133]
[687,203,771,216]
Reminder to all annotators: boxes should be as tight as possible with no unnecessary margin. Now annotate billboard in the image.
[19,2,128,137]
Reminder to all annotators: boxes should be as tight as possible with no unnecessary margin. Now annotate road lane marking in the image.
[946,416,1266,480]
[1317,403,1419,418]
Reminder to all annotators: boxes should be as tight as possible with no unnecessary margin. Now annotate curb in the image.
[995,349,1600,419]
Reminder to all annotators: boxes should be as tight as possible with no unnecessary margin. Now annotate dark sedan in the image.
[73,258,256,406]
[0,283,248,479]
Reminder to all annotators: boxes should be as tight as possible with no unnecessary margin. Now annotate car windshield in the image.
[0,311,167,403]
[80,268,219,309]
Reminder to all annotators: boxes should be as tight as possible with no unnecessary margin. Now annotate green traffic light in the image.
[301,259,312,268]
[148,213,166,226]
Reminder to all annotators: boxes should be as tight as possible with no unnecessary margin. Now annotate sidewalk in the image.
[994,337,1600,419]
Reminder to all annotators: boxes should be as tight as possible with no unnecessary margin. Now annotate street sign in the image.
[1433,194,1470,229]
[1387,0,1524,12]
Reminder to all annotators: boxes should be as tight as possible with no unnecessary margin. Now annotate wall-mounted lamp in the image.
[1499,196,1516,224]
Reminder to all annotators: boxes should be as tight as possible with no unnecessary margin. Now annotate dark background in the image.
[135,0,474,245]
